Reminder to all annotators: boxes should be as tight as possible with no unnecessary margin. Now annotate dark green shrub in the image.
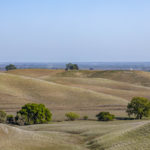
[96,112,115,121]
[83,115,88,120]
[0,110,7,123]
[65,112,80,121]
[126,97,150,119]
[16,103,52,125]
[5,64,17,71]
[7,115,14,124]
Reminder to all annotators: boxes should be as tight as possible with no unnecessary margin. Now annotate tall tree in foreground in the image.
[126,97,150,119]
[5,64,17,71]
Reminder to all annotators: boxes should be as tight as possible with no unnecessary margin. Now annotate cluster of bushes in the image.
[65,112,115,121]
[0,103,52,125]
[96,112,115,121]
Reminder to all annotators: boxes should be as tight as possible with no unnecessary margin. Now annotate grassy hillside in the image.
[19,120,150,150]
[1,120,150,150]
[0,123,87,150]
[8,69,150,87]
[0,73,128,119]
[44,76,150,100]
[1,69,150,150]
[4,69,150,119]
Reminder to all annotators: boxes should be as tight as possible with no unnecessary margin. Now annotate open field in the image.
[1,120,150,150]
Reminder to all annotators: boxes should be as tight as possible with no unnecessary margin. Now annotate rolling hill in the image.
[0,72,128,120]
[0,69,150,150]
[4,69,150,119]
[0,123,86,150]
[1,120,150,150]
[8,69,150,87]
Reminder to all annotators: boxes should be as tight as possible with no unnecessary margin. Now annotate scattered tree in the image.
[96,112,115,121]
[65,63,79,71]
[126,97,150,119]
[65,112,80,121]
[16,103,52,125]
[5,64,17,71]
[0,110,7,123]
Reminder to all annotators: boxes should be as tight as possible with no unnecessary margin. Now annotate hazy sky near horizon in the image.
[0,0,150,62]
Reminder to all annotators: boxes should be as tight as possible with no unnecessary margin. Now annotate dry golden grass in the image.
[0,123,87,150]
[0,72,128,119]
[4,69,150,119]
[44,76,150,100]
[8,69,150,86]
[1,120,149,150]
[7,69,65,78]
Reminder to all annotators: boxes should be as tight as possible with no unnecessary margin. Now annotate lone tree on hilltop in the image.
[5,64,17,71]
[15,103,52,125]
[65,63,79,71]
[126,97,150,119]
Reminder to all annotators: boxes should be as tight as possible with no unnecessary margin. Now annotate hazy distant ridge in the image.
[1,62,150,71]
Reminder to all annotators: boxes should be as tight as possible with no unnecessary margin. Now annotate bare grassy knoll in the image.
[6,69,150,119]
[1,120,150,150]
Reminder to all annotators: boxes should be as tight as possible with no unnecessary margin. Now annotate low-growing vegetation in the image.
[65,112,80,121]
[83,115,88,120]
[96,112,115,121]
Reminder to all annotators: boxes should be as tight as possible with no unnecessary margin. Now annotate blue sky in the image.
[0,0,150,62]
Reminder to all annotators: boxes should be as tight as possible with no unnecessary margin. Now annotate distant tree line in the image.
[5,63,80,71]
